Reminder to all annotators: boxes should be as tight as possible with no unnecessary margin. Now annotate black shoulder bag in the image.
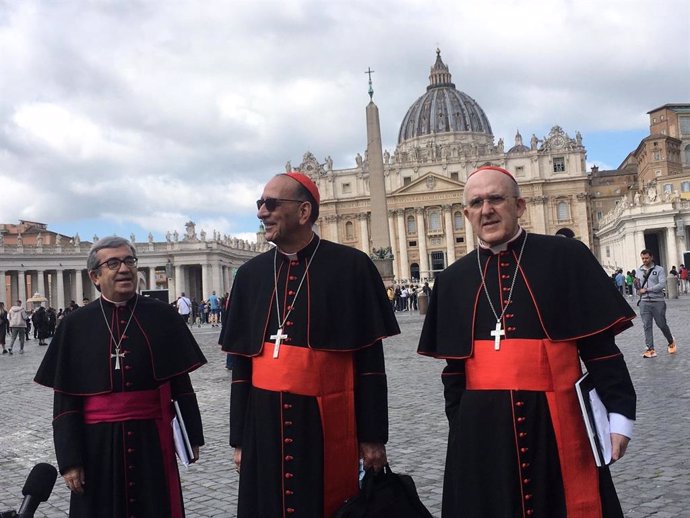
[332,464,433,518]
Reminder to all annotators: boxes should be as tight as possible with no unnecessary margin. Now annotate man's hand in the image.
[233,447,242,473]
[610,433,630,463]
[360,442,387,472]
[64,466,85,494]
[191,446,200,463]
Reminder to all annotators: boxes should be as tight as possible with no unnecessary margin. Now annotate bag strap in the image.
[636,267,654,306]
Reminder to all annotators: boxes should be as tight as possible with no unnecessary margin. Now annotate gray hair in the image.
[87,236,137,271]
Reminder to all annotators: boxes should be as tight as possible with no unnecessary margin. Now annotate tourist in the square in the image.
[7,300,28,354]
[636,249,677,357]
[418,165,637,518]
[0,302,9,354]
[221,171,399,517]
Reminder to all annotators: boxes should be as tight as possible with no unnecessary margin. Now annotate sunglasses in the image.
[256,197,306,211]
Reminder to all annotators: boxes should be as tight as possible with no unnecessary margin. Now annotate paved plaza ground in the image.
[1,294,689,517]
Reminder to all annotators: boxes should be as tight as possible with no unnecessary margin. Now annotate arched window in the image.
[429,209,441,231]
[345,221,354,240]
[556,201,569,222]
[453,211,464,230]
[407,215,416,235]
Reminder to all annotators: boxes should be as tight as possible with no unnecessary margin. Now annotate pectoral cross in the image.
[111,348,127,370]
[491,321,505,351]
[270,328,288,359]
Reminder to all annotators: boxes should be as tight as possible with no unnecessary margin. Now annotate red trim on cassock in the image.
[466,338,603,518]
[253,341,359,518]
[82,385,184,518]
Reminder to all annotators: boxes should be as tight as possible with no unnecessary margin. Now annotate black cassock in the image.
[418,231,636,518]
[221,235,400,518]
[35,295,206,518]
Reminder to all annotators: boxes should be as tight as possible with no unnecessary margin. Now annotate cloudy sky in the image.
[1,0,688,243]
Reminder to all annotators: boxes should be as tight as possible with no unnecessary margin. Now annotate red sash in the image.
[466,339,602,518]
[83,385,183,518]
[253,342,359,518]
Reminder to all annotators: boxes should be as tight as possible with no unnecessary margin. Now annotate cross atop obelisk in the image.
[365,67,375,100]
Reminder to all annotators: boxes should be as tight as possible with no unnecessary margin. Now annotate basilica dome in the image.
[398,50,493,144]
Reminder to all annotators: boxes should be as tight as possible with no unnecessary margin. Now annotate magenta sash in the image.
[83,385,183,518]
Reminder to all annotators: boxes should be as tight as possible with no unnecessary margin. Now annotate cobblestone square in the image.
[1,295,688,517]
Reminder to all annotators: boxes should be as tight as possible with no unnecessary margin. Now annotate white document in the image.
[172,400,194,467]
[575,372,612,467]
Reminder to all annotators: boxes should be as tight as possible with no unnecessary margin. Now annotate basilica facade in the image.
[296,50,590,282]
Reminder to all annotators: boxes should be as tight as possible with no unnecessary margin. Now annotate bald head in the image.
[463,167,526,247]
[464,167,520,205]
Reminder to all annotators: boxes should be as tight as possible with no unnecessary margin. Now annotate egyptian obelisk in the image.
[364,68,394,283]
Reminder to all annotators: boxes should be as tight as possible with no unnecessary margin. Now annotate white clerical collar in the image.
[277,233,316,259]
[478,227,524,254]
[101,294,136,307]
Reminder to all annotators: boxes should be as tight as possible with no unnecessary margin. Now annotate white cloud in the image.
[0,0,688,237]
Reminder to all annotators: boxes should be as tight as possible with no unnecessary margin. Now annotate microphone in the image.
[17,463,58,518]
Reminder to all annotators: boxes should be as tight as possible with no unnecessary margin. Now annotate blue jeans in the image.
[640,300,673,349]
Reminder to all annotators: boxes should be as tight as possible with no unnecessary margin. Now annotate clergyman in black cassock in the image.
[221,172,400,518]
[35,237,206,518]
[418,166,636,518]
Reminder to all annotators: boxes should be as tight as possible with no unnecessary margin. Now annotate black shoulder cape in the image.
[418,232,635,358]
[35,296,207,394]
[221,237,400,355]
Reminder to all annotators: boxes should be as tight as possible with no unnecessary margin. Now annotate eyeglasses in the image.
[94,256,138,271]
[256,197,305,211]
[466,195,518,210]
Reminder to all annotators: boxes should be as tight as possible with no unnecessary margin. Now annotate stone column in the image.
[175,265,185,297]
[212,262,222,295]
[358,213,370,254]
[387,210,399,281]
[443,205,456,265]
[75,269,84,302]
[465,212,476,251]
[531,195,548,234]
[17,270,27,303]
[0,270,5,304]
[201,264,210,298]
[633,231,646,264]
[37,270,46,300]
[667,226,680,268]
[416,208,430,280]
[56,269,65,311]
[396,210,409,281]
[148,267,157,290]
[325,215,338,243]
